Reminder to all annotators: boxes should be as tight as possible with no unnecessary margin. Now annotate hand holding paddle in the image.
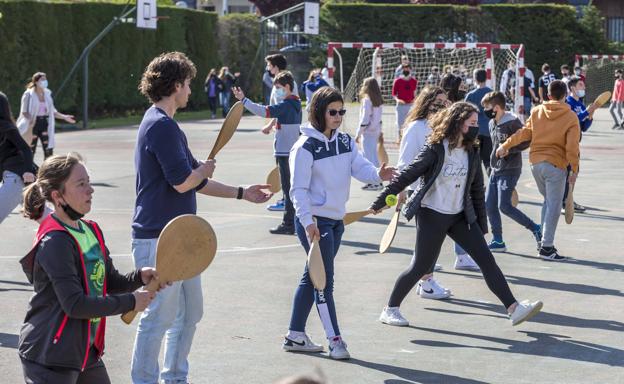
[121,215,217,324]
[133,289,155,312]
[306,221,326,290]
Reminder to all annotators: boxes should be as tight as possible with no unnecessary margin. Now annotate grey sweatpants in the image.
[609,101,623,125]
[395,103,412,139]
[531,161,567,247]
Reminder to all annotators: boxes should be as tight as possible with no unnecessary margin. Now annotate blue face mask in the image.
[275,87,286,100]
[576,89,585,98]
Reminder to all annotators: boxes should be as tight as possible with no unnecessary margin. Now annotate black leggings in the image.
[388,207,516,308]
[31,116,53,159]
[478,135,492,176]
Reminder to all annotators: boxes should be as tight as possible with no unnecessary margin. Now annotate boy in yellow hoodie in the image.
[496,80,580,261]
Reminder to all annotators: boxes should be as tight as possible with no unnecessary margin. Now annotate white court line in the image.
[0,243,301,260]
[93,208,279,220]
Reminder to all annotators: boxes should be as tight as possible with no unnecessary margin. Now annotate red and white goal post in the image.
[327,42,526,138]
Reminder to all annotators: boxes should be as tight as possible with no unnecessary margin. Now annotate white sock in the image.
[287,330,305,339]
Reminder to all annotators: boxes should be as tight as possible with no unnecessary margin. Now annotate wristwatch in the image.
[236,186,244,200]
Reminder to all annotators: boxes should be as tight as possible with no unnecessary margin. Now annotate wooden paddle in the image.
[307,237,326,290]
[121,215,217,324]
[565,182,575,224]
[377,135,389,165]
[593,91,611,107]
[511,189,519,208]
[266,166,281,193]
[379,202,403,254]
[207,101,244,160]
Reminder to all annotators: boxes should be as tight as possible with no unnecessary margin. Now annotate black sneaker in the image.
[539,246,566,261]
[613,124,620,130]
[269,223,295,235]
[573,202,586,213]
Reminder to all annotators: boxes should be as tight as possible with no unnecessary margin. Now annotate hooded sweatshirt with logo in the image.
[489,111,529,176]
[289,125,382,228]
[501,101,580,173]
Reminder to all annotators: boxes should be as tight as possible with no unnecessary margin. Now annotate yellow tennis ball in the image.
[385,194,397,207]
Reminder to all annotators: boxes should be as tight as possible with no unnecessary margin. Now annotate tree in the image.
[249,0,305,16]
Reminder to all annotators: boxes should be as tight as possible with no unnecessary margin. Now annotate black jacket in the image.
[371,141,488,233]
[19,216,143,370]
[0,93,36,177]
[489,112,529,175]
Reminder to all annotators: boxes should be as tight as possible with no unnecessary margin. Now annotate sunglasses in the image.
[327,109,346,116]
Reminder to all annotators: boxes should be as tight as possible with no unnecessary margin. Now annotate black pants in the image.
[21,348,111,384]
[277,156,295,227]
[478,135,492,176]
[31,116,53,159]
[207,95,218,115]
[388,207,516,308]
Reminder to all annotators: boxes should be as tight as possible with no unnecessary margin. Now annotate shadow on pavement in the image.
[409,326,624,367]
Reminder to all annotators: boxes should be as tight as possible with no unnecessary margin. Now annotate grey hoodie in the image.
[489,112,529,175]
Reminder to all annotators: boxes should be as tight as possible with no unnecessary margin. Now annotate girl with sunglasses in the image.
[373,102,542,328]
[283,87,396,360]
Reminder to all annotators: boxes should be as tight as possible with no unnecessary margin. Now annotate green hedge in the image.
[217,14,263,101]
[0,1,218,117]
[320,3,611,78]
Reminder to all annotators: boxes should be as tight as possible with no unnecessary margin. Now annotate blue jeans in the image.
[289,217,344,338]
[221,91,231,117]
[130,238,204,384]
[486,173,537,241]
[0,171,23,224]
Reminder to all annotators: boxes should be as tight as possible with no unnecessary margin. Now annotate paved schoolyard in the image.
[1,106,623,383]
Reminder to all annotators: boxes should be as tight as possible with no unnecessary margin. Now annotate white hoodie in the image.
[397,119,431,191]
[289,124,382,228]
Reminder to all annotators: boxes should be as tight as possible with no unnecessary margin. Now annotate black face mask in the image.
[484,108,496,119]
[403,70,410,77]
[464,125,479,141]
[61,202,84,221]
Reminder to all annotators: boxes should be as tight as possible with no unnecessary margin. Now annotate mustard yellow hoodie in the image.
[501,101,580,173]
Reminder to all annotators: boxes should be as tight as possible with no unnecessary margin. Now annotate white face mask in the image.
[37,80,48,89]
[576,89,585,98]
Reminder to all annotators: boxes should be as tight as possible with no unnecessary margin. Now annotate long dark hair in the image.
[404,86,446,125]
[308,87,344,133]
[0,92,16,127]
[428,102,479,150]
[439,73,463,103]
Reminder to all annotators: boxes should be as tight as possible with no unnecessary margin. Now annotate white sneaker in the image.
[433,263,443,271]
[379,306,409,326]
[417,278,451,299]
[509,300,543,326]
[329,336,350,360]
[282,332,324,352]
[454,253,481,271]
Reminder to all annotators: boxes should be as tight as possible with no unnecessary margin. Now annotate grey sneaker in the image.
[329,336,350,360]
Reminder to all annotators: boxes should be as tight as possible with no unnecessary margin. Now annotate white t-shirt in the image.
[421,140,469,214]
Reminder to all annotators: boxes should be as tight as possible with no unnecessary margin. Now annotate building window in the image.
[607,17,624,42]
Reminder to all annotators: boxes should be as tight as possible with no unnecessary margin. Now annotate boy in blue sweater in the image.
[564,77,598,213]
[233,71,302,234]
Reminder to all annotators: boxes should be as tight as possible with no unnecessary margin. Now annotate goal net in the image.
[575,54,624,104]
[327,42,525,139]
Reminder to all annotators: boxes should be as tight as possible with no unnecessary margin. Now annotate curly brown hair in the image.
[404,86,446,125]
[428,102,479,150]
[139,52,197,103]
